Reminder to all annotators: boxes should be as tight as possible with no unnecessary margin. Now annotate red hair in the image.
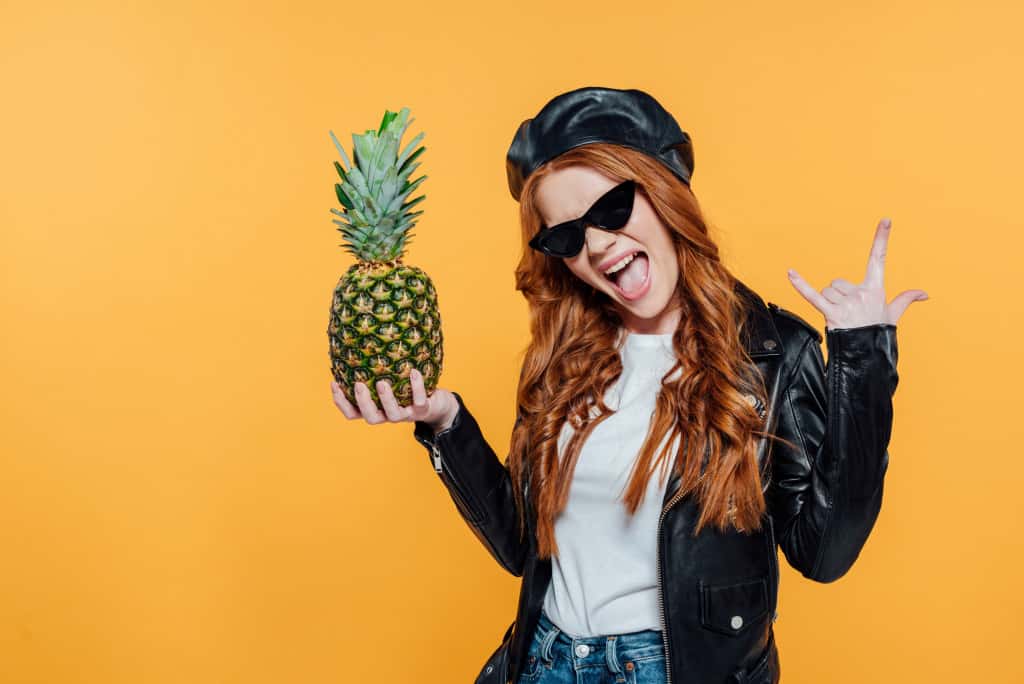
[507,142,795,560]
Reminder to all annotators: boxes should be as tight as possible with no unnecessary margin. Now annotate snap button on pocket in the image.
[699,576,769,637]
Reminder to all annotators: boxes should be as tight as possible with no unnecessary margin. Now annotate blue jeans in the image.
[517,608,667,684]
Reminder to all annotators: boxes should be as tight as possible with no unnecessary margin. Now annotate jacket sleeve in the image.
[767,323,899,583]
[412,391,529,577]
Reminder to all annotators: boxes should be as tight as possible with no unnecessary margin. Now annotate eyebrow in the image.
[546,187,611,227]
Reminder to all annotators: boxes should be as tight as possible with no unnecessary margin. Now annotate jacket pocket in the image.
[699,576,770,637]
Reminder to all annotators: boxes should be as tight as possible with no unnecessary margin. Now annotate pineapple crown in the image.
[329,107,427,262]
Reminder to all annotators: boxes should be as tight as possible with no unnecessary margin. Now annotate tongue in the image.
[617,253,649,294]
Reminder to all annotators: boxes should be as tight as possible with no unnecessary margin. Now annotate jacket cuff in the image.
[824,323,898,364]
[413,391,466,447]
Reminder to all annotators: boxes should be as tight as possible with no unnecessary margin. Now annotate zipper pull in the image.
[431,443,443,474]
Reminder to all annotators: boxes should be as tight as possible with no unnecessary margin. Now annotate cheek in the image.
[656,256,680,293]
[565,259,594,284]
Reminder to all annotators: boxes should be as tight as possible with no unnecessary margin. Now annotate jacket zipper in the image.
[430,442,443,473]
[417,424,487,524]
[655,481,780,684]
[416,419,457,474]
[655,483,687,684]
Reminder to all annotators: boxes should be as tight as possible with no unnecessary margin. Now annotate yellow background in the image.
[1,0,1019,681]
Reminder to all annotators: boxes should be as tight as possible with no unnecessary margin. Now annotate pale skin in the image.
[331,164,928,431]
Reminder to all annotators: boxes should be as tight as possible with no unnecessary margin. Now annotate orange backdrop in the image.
[1,0,1019,681]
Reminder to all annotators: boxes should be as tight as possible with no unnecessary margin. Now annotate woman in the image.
[331,87,925,683]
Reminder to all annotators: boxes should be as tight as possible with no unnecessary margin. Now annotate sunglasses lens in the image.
[591,182,635,229]
[541,225,583,257]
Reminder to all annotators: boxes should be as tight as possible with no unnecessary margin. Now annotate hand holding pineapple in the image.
[330,369,458,434]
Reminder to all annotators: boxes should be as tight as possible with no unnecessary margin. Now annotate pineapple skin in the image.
[328,258,443,408]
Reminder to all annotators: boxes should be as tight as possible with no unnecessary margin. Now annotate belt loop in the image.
[540,620,560,663]
[606,635,622,674]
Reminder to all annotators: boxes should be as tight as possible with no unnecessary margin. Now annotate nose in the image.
[584,224,618,256]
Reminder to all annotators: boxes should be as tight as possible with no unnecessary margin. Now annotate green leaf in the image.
[399,174,427,198]
[345,166,372,200]
[329,130,355,172]
[378,109,398,135]
[334,182,353,210]
[397,132,425,169]
[339,179,365,213]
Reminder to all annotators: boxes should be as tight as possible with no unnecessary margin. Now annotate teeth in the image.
[604,251,640,276]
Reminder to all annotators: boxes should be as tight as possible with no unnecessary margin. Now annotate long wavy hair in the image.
[506,142,796,561]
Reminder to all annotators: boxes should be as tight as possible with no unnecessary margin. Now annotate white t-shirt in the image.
[541,329,683,637]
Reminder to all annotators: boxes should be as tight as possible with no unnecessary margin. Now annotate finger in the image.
[376,379,411,422]
[353,381,386,424]
[829,278,858,295]
[331,380,361,419]
[886,288,929,324]
[787,268,837,317]
[821,286,845,305]
[409,369,429,416]
[864,217,891,289]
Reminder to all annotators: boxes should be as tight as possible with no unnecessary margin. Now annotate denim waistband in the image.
[531,608,665,672]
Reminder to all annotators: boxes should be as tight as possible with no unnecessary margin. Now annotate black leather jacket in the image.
[412,283,899,684]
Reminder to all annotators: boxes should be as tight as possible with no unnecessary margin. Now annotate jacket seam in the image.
[779,331,834,581]
[780,330,814,389]
[810,333,843,580]
[433,400,495,526]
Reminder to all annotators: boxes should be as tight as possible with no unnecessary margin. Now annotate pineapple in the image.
[327,107,443,408]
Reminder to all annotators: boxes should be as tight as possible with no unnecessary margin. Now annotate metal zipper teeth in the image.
[416,421,458,474]
[656,484,687,684]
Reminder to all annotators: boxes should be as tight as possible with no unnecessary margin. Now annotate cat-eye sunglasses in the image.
[528,179,637,258]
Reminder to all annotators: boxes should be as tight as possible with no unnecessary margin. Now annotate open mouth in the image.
[603,250,651,300]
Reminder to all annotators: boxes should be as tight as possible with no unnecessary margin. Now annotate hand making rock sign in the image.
[785,217,929,330]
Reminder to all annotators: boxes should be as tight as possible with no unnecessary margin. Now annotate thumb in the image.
[888,289,929,322]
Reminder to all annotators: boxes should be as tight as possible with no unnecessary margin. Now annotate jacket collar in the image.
[734,278,783,358]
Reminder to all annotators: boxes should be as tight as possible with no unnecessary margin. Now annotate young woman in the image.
[331,87,925,684]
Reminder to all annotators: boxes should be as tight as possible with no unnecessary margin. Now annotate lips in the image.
[604,250,652,301]
[603,250,643,283]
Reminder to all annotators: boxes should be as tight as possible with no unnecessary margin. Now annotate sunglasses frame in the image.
[528,179,638,258]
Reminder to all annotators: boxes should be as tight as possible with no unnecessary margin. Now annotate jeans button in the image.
[575,643,590,657]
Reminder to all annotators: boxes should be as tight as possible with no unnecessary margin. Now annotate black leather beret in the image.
[505,86,694,201]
